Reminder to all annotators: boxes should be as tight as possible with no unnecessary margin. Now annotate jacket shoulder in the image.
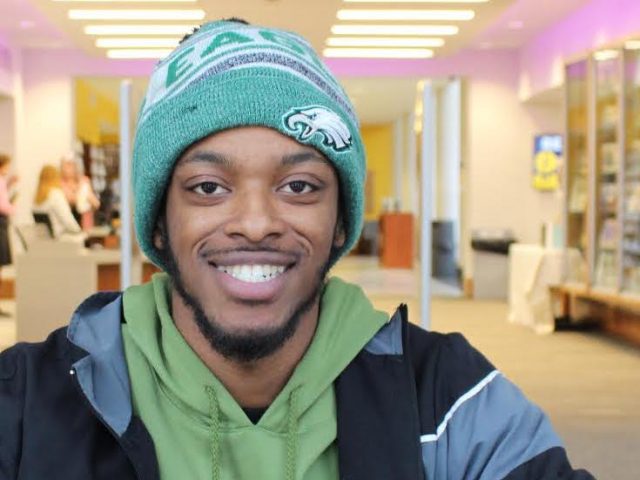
[0,327,74,478]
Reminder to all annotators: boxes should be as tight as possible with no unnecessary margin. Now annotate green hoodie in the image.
[121,273,388,480]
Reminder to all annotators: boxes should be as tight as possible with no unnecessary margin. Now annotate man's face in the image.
[160,126,344,361]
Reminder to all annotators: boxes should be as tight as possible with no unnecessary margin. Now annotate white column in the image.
[407,112,418,216]
[421,82,436,330]
[119,80,133,289]
[439,78,462,261]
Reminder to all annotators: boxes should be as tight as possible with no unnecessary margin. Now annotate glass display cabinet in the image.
[593,51,622,289]
[622,46,640,293]
[565,59,590,282]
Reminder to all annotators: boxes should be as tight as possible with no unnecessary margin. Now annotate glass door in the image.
[622,46,640,293]
[565,60,590,282]
[593,50,622,289]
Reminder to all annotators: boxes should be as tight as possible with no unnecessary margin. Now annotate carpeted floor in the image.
[333,257,640,480]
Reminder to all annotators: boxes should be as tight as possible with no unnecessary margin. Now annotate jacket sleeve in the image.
[0,346,25,479]
[420,333,595,480]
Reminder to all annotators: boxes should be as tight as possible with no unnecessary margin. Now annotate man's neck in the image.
[171,291,319,408]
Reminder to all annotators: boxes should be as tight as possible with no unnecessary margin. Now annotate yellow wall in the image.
[75,79,119,145]
[361,123,393,221]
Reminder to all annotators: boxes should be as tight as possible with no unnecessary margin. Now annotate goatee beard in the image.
[161,229,331,363]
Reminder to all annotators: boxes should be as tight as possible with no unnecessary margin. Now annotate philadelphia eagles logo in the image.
[283,106,352,152]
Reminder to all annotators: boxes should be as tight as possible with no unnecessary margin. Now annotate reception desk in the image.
[16,240,159,342]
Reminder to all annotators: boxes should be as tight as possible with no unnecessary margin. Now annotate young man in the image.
[0,20,593,480]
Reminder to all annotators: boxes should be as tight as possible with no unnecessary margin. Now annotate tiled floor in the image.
[1,256,639,478]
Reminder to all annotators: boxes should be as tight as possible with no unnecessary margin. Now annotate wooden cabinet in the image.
[379,213,414,269]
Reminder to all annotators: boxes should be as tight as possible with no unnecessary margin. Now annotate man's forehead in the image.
[177,144,330,169]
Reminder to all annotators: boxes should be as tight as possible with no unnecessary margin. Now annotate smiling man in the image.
[0,19,594,480]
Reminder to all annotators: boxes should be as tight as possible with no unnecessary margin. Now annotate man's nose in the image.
[223,188,286,243]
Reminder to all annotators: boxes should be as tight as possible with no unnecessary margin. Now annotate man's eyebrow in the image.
[281,151,329,166]
[179,151,233,168]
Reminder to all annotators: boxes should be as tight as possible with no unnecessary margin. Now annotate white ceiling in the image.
[25,0,516,56]
[1,0,593,123]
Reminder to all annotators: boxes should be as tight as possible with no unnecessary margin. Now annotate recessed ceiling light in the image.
[625,40,640,50]
[327,37,445,47]
[96,37,181,48]
[337,9,475,21]
[323,48,434,59]
[331,25,459,36]
[69,9,205,21]
[593,49,619,61]
[85,25,196,35]
[106,49,173,59]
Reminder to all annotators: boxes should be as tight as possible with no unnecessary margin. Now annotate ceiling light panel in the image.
[332,25,459,36]
[337,9,475,21]
[593,49,619,61]
[85,24,196,35]
[69,9,205,21]
[323,48,434,59]
[327,37,445,47]
[107,49,173,59]
[625,40,640,50]
[96,37,181,48]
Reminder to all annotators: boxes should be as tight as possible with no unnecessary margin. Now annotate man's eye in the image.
[281,181,317,194]
[191,182,227,195]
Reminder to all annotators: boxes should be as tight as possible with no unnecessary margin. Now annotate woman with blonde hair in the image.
[60,154,100,230]
[33,165,82,239]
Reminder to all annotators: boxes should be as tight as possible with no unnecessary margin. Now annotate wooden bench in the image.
[549,284,640,346]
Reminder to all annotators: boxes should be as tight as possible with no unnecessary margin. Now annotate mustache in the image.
[198,245,303,260]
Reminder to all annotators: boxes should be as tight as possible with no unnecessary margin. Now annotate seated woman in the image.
[33,165,83,240]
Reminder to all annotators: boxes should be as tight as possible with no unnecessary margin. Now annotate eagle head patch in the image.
[283,106,352,152]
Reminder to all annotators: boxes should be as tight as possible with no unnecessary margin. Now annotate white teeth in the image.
[216,264,287,283]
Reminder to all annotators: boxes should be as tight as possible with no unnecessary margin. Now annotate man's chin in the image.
[191,308,303,363]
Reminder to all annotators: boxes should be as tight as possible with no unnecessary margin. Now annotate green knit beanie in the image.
[133,20,365,270]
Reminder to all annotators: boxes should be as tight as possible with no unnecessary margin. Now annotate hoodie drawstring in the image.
[286,388,300,480]
[206,386,221,480]
[206,385,300,480]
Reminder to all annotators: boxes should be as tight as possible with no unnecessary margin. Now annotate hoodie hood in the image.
[121,273,388,480]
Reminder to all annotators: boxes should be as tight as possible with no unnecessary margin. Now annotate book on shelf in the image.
[569,176,588,213]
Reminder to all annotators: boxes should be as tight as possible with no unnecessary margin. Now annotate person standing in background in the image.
[0,154,17,317]
[60,153,100,230]
[33,165,82,240]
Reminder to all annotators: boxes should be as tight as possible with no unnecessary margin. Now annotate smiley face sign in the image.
[533,134,562,191]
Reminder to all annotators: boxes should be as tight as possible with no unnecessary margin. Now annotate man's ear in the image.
[153,217,165,250]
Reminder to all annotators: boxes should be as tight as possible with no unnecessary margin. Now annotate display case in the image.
[593,51,623,289]
[622,47,640,293]
[565,59,590,282]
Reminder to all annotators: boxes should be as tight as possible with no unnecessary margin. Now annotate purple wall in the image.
[520,0,640,97]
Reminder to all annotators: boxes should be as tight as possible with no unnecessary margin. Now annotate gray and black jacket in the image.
[0,292,594,479]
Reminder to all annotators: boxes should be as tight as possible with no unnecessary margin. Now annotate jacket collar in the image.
[67,291,132,437]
